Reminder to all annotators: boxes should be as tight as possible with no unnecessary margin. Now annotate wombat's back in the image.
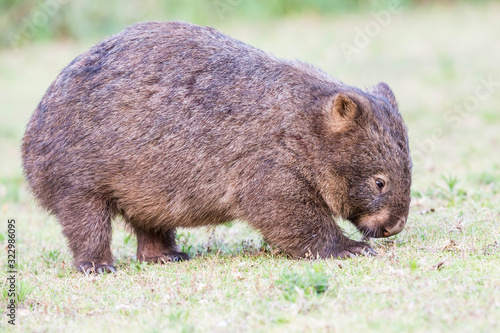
[22,21,336,228]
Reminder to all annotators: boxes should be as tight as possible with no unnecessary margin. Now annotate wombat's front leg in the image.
[239,173,376,259]
[256,209,376,259]
[134,228,190,263]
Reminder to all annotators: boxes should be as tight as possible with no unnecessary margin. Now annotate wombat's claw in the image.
[78,262,117,274]
[96,265,117,274]
[159,251,190,263]
[361,247,377,256]
[336,242,377,259]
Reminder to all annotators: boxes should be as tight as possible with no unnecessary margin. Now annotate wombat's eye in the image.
[375,179,385,189]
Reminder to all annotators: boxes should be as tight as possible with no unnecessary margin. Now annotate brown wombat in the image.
[22,21,412,274]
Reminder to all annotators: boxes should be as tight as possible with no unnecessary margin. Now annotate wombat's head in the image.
[324,82,411,238]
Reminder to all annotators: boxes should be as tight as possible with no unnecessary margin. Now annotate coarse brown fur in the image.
[22,21,412,273]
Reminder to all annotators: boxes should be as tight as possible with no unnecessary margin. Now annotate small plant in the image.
[411,188,423,198]
[123,233,133,245]
[132,261,149,272]
[476,171,499,185]
[42,249,60,264]
[442,174,459,192]
[17,281,35,304]
[275,263,329,301]
[2,281,35,304]
[177,232,193,256]
[41,249,64,269]
[437,174,466,207]
[408,258,419,272]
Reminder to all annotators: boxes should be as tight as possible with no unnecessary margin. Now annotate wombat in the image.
[22,21,412,274]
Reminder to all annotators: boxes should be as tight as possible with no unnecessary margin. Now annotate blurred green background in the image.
[0,0,495,48]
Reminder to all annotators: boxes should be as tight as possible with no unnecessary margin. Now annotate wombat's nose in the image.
[383,217,406,237]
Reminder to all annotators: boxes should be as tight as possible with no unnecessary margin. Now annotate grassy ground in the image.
[1,2,500,332]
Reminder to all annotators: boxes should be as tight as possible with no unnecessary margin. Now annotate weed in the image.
[42,249,60,265]
[437,174,467,207]
[275,263,330,301]
[132,261,149,272]
[123,233,133,245]
[2,280,35,305]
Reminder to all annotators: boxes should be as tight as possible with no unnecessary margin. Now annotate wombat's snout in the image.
[382,216,407,237]
[355,210,407,238]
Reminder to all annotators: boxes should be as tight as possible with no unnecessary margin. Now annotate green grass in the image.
[1,2,500,332]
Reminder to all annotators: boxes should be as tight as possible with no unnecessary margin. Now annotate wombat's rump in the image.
[22,21,412,273]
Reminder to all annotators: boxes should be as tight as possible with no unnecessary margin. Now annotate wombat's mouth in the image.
[356,225,386,239]
[352,210,407,239]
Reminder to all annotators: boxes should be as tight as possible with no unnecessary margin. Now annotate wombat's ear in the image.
[373,82,398,109]
[328,94,359,132]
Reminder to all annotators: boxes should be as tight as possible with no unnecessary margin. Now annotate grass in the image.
[1,2,500,332]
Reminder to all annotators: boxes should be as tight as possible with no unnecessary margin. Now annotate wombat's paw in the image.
[334,242,377,259]
[77,262,117,274]
[141,251,190,263]
[159,251,190,263]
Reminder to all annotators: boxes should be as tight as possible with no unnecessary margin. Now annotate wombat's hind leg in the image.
[57,197,116,274]
[135,228,190,263]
